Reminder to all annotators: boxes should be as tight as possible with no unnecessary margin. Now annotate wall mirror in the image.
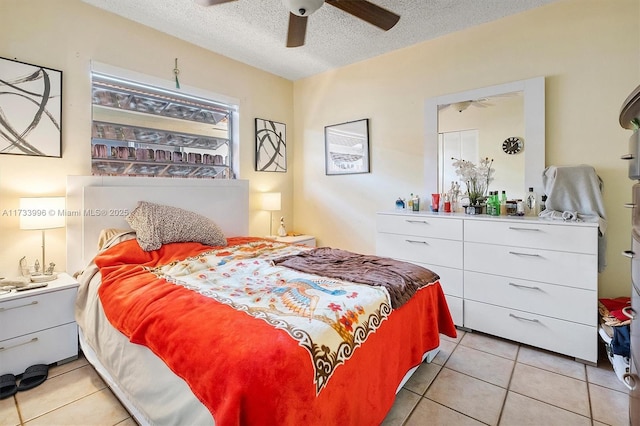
[424,77,545,202]
[325,118,370,175]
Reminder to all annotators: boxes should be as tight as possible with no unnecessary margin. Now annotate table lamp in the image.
[261,192,281,237]
[20,197,65,279]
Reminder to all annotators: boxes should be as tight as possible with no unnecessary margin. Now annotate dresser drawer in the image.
[464,271,596,325]
[464,220,597,254]
[0,323,78,375]
[377,232,463,269]
[445,295,463,326]
[398,260,462,297]
[465,300,597,363]
[0,288,76,341]
[377,214,463,240]
[464,242,597,290]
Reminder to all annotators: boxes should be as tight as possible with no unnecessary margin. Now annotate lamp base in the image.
[30,273,58,283]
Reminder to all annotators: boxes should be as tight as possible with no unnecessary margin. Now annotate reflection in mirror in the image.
[324,119,370,175]
[438,92,525,199]
[424,77,545,205]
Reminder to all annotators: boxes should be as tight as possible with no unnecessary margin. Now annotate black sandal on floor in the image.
[17,364,48,391]
[0,374,17,399]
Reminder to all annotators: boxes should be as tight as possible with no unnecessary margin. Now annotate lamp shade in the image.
[19,197,65,230]
[261,192,281,211]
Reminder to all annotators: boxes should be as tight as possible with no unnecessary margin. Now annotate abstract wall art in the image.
[0,57,62,157]
[255,118,286,172]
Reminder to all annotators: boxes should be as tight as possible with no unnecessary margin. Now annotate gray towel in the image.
[541,165,607,272]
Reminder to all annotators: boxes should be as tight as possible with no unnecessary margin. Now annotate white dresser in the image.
[376,211,599,363]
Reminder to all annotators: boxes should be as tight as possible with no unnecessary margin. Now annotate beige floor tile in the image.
[17,365,106,422]
[381,388,421,426]
[441,328,465,344]
[425,367,507,425]
[405,397,485,426]
[115,417,138,426]
[25,388,130,426]
[509,363,590,417]
[517,345,586,381]
[589,383,629,426]
[587,363,629,393]
[48,355,89,379]
[432,339,457,366]
[499,391,591,426]
[445,344,514,388]
[459,332,519,360]
[403,362,442,395]
[0,396,20,426]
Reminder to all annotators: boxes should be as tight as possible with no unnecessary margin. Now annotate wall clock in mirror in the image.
[502,136,524,155]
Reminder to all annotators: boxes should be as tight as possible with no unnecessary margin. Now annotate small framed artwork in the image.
[0,57,63,157]
[255,118,286,172]
[325,118,370,175]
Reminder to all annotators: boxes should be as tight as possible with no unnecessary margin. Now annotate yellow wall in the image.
[0,0,294,276]
[292,0,640,298]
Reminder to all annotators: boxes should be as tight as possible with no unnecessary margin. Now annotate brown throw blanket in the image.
[273,247,440,309]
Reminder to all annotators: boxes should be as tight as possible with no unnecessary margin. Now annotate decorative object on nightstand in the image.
[19,197,65,282]
[0,272,79,376]
[277,216,287,237]
[261,192,281,237]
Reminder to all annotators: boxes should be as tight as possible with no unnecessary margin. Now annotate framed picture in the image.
[325,118,370,175]
[255,118,286,172]
[0,57,62,157]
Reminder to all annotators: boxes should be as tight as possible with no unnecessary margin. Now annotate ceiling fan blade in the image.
[287,13,308,48]
[326,0,400,31]
[194,0,237,6]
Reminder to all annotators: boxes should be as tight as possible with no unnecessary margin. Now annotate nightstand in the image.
[0,272,79,375]
[275,235,316,247]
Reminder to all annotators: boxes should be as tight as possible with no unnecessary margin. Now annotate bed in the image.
[67,176,456,425]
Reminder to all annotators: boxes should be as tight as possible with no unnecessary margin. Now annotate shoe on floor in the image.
[0,374,17,399]
[17,364,48,391]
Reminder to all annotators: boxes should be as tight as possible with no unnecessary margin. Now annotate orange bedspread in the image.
[96,237,456,425]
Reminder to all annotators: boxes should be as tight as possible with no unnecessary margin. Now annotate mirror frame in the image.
[424,77,545,199]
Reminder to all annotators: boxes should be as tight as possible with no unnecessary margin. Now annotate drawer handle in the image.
[625,203,636,208]
[0,300,38,312]
[405,220,428,224]
[621,154,635,160]
[509,313,540,323]
[623,373,638,391]
[406,239,428,245]
[0,337,38,352]
[508,251,542,258]
[508,227,541,232]
[508,282,542,291]
[622,250,636,259]
[622,306,636,320]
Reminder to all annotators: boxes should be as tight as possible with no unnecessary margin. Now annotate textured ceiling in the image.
[81,0,560,81]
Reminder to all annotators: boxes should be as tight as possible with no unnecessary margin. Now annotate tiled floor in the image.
[0,330,630,425]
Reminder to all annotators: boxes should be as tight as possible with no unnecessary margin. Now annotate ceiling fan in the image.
[440,99,494,113]
[195,0,400,48]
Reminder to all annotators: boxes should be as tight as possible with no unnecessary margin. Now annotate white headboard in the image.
[66,176,249,275]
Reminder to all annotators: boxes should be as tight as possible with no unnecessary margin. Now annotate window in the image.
[90,70,237,178]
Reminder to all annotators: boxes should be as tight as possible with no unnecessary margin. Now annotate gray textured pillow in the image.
[126,201,227,251]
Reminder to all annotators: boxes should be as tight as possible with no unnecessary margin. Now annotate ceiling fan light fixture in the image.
[452,101,472,112]
[283,0,324,17]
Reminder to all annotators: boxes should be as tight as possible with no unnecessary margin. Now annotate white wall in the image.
[292,0,640,298]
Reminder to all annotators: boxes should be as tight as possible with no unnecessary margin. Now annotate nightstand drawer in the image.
[0,287,76,341]
[0,323,78,375]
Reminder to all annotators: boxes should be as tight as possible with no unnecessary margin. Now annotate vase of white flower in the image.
[451,157,495,213]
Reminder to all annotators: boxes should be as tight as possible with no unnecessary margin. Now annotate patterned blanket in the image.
[147,240,392,393]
